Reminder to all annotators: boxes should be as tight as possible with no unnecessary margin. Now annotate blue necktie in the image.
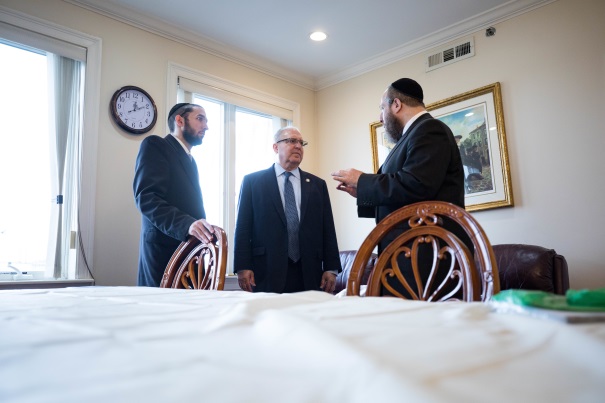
[283,171,300,262]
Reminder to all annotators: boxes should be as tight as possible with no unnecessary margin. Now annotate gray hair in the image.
[273,126,301,143]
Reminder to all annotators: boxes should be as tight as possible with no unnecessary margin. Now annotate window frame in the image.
[0,7,101,286]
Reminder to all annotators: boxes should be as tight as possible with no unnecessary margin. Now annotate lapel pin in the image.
[306,178,310,182]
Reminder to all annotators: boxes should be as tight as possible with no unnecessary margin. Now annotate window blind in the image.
[0,21,86,61]
[178,76,293,121]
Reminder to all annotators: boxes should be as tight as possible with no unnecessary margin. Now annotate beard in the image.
[182,119,203,146]
[383,111,404,143]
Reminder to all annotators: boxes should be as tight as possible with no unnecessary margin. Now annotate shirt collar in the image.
[171,134,192,157]
[402,110,429,136]
[274,163,300,180]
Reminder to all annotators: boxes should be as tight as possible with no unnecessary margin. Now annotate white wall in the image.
[317,0,605,289]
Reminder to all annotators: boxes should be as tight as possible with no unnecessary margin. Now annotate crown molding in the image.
[64,0,316,89]
[315,0,557,90]
[66,0,556,92]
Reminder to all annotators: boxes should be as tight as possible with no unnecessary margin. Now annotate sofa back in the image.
[336,244,570,296]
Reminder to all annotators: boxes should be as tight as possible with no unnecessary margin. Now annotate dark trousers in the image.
[282,258,305,293]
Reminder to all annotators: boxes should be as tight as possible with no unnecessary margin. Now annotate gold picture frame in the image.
[369,82,513,212]
[369,121,393,173]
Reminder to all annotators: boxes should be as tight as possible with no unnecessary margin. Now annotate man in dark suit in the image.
[331,78,467,295]
[234,127,342,293]
[133,103,215,287]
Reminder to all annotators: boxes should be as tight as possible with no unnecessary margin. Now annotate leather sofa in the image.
[493,244,569,295]
[335,244,570,295]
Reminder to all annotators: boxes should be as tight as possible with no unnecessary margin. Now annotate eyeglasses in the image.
[276,138,308,147]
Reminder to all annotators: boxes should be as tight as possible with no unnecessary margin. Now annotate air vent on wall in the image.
[425,37,474,72]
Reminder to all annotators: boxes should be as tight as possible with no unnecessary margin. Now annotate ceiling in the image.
[67,0,551,89]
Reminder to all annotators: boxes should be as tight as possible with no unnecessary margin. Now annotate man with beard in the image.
[234,127,341,293]
[133,103,215,287]
[331,78,466,297]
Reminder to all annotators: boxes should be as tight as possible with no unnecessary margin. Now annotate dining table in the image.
[1,286,604,402]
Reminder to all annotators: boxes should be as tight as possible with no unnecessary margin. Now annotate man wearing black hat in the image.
[331,78,466,295]
[133,103,215,287]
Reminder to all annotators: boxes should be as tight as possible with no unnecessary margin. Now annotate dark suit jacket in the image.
[357,113,466,252]
[133,134,205,287]
[234,165,341,292]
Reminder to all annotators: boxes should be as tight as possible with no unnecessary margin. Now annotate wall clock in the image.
[110,85,157,134]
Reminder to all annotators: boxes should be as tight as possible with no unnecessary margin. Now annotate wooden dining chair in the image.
[346,201,499,302]
[160,226,227,290]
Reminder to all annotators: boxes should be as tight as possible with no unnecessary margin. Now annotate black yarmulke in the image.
[168,103,191,119]
[390,78,423,102]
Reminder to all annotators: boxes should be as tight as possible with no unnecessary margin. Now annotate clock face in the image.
[110,86,157,134]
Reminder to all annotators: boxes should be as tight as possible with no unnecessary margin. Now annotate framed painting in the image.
[369,82,513,212]
[427,82,513,211]
[369,121,394,173]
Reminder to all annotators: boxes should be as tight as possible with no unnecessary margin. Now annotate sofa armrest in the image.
[553,253,570,295]
[493,244,570,295]
[334,250,377,294]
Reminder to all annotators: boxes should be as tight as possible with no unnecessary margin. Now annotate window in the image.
[0,41,83,282]
[172,69,299,272]
[0,43,52,280]
[0,10,100,285]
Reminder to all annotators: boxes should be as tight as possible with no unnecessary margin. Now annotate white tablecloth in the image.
[1,287,604,403]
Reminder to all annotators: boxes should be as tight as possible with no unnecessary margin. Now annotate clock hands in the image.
[128,102,146,113]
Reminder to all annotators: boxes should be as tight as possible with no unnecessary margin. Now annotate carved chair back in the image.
[346,202,499,302]
[160,226,227,290]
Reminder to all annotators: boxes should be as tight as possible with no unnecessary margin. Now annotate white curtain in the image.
[48,54,83,279]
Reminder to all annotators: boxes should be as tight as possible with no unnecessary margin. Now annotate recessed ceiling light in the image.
[309,31,327,41]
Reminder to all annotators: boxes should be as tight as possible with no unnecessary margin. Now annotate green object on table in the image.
[492,288,605,312]
[567,288,605,307]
